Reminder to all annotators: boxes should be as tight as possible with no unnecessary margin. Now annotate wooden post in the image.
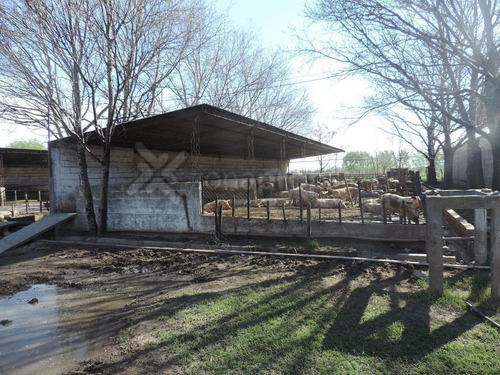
[247,178,251,220]
[490,204,500,301]
[38,190,41,202]
[306,203,311,240]
[25,193,28,214]
[218,204,223,236]
[282,202,287,222]
[266,200,270,222]
[10,204,14,216]
[200,175,204,211]
[343,176,354,207]
[338,202,342,225]
[299,182,303,223]
[427,200,444,295]
[231,195,235,217]
[319,206,322,223]
[402,200,407,225]
[14,190,17,205]
[474,209,488,265]
[358,181,364,225]
[214,198,219,235]
[382,199,387,224]
[40,200,43,213]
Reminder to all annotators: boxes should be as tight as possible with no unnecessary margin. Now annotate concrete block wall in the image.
[50,144,137,212]
[73,182,207,233]
[453,138,493,188]
[51,142,289,212]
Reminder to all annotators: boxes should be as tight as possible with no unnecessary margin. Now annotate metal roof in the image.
[0,148,48,166]
[62,104,343,160]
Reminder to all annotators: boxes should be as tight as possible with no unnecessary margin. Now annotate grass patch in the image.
[123,266,500,374]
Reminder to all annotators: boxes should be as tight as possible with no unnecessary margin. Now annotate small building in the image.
[49,104,342,234]
[0,148,49,203]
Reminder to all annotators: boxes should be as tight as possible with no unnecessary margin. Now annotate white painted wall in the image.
[50,141,288,233]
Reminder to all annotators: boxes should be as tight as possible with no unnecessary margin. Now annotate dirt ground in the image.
[0,238,440,374]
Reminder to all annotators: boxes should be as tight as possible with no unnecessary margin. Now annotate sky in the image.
[215,0,403,157]
[0,0,402,157]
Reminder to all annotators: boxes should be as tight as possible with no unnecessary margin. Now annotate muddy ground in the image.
[0,238,449,374]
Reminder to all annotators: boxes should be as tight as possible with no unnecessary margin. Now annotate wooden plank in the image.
[0,213,76,254]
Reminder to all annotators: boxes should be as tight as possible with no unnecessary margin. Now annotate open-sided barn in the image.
[0,148,49,203]
[49,104,342,234]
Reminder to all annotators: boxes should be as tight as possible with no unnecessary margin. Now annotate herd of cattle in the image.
[203,178,422,224]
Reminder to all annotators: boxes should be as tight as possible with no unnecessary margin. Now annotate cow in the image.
[203,200,232,214]
[288,187,319,207]
[381,193,419,224]
[329,186,359,204]
[316,198,347,209]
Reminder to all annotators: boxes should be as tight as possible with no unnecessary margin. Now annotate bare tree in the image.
[313,123,335,172]
[0,0,207,235]
[168,24,316,134]
[302,0,499,188]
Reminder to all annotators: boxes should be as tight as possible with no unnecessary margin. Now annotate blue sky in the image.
[216,0,400,156]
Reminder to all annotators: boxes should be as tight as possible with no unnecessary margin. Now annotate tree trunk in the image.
[466,130,485,188]
[76,141,98,236]
[426,158,437,185]
[491,139,500,191]
[97,144,111,237]
[442,145,455,189]
[485,77,500,190]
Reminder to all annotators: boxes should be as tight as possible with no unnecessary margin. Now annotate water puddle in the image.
[0,273,166,374]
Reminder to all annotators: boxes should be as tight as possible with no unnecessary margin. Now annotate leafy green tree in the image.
[374,150,395,176]
[7,139,46,150]
[342,151,373,173]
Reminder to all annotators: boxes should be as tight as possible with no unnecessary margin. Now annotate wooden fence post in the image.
[338,202,342,225]
[247,178,251,220]
[299,182,303,223]
[231,195,235,217]
[382,199,387,224]
[402,200,407,225]
[218,204,223,236]
[306,203,311,240]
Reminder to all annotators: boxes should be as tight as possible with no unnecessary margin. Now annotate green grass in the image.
[123,268,500,374]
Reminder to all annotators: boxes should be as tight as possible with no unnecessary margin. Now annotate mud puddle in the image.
[0,272,170,375]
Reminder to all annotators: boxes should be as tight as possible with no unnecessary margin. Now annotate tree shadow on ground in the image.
[74,261,494,374]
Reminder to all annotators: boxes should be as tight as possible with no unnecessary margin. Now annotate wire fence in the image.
[200,172,424,226]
